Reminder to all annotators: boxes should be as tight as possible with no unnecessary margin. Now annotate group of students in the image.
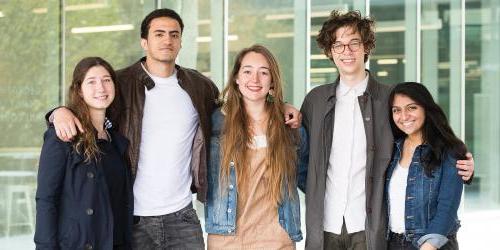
[34,8,474,250]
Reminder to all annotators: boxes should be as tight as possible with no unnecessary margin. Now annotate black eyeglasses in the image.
[331,40,362,54]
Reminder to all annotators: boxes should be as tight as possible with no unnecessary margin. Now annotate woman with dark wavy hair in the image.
[35,57,133,250]
[385,82,466,250]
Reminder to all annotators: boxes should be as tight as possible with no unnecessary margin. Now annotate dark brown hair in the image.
[316,10,376,62]
[67,57,120,162]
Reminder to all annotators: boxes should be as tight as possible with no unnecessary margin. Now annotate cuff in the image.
[417,234,449,248]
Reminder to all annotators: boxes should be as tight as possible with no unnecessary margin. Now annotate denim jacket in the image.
[384,138,462,248]
[204,108,308,242]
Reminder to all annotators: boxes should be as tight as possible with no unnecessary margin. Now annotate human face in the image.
[391,94,425,138]
[141,17,182,65]
[330,26,366,79]
[236,52,272,105]
[80,66,115,113]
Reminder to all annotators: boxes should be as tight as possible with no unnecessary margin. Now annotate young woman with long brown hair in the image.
[204,45,308,249]
[35,57,133,250]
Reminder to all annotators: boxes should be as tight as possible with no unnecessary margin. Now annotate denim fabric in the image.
[384,139,463,248]
[388,232,458,250]
[204,109,306,242]
[131,203,204,250]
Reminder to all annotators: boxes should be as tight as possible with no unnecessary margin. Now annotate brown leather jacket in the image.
[114,57,219,202]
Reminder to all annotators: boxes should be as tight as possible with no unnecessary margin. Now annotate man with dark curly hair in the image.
[299,10,474,250]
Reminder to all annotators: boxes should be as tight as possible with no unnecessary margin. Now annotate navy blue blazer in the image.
[34,127,133,250]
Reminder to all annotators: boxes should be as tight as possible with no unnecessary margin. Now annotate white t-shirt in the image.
[388,162,409,233]
[133,66,199,216]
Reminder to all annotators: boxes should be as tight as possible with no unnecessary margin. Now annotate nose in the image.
[95,80,105,92]
[401,110,409,120]
[250,72,259,83]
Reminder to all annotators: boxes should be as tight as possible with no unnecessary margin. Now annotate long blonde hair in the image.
[220,45,298,205]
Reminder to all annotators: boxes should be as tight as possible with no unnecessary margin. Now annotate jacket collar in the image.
[133,57,186,91]
[327,69,381,101]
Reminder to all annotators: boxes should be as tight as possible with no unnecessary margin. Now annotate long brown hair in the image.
[67,57,120,162]
[220,45,298,205]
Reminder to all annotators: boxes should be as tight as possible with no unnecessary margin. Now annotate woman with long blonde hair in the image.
[205,45,307,249]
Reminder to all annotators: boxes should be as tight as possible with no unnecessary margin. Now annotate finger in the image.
[466,152,473,159]
[74,118,84,133]
[55,128,63,141]
[69,122,78,137]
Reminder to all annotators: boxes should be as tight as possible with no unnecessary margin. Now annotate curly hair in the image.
[316,10,376,62]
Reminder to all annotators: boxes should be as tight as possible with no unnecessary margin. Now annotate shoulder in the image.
[41,127,72,155]
[303,83,335,106]
[178,66,216,87]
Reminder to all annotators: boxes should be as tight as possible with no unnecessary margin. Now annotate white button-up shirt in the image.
[323,75,368,234]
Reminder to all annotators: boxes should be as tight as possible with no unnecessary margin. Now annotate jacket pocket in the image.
[58,217,79,249]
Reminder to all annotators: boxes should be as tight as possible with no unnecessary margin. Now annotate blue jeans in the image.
[132,203,204,250]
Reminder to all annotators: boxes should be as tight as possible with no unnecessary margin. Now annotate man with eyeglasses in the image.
[299,10,474,250]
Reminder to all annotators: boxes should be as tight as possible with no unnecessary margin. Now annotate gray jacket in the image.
[300,72,394,250]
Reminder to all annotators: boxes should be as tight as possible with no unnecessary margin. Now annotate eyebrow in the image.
[241,65,270,70]
[392,102,418,108]
[334,38,361,44]
[85,75,111,80]
[153,29,180,34]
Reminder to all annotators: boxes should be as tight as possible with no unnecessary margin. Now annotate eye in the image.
[86,80,95,85]
[392,108,400,114]
[260,71,269,76]
[171,33,179,39]
[408,105,418,111]
[242,70,251,74]
[155,33,163,38]
[103,78,112,83]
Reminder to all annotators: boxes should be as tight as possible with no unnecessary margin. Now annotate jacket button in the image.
[87,172,95,178]
[229,161,235,167]
[84,243,93,249]
[86,208,94,215]
[227,208,232,213]
[229,184,234,190]
[364,117,371,122]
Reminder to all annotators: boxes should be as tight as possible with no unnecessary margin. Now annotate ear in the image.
[235,79,240,85]
[140,38,148,51]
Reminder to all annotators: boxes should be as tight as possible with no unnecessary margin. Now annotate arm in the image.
[34,129,69,250]
[45,107,83,142]
[284,103,302,129]
[297,127,309,193]
[417,154,463,249]
[456,152,474,184]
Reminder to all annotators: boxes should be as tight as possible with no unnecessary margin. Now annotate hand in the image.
[53,107,83,142]
[283,103,302,129]
[419,242,437,250]
[456,152,474,181]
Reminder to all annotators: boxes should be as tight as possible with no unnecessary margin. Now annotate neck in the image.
[244,100,267,122]
[406,133,423,146]
[89,109,106,134]
[340,70,367,87]
[145,57,175,78]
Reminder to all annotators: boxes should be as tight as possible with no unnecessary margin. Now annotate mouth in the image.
[94,95,109,101]
[246,85,263,92]
[341,58,355,63]
[400,121,414,128]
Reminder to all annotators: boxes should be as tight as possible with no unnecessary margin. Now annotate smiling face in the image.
[80,65,115,113]
[330,26,366,79]
[236,51,272,105]
[141,17,182,65]
[391,94,425,138]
